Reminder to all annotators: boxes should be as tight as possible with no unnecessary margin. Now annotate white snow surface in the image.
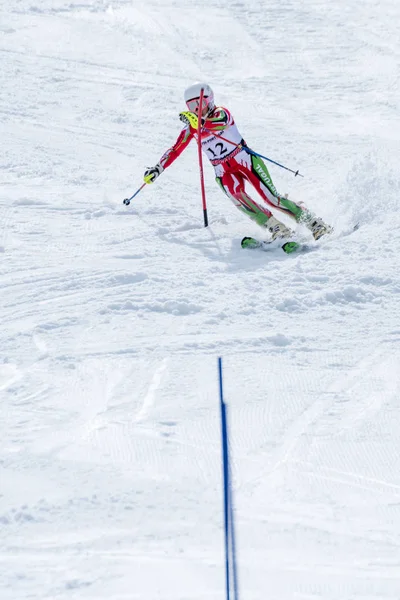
[1,0,400,598]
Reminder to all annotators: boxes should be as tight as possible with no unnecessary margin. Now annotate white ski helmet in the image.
[184,83,215,116]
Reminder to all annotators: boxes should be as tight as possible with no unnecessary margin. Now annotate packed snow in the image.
[1,1,400,598]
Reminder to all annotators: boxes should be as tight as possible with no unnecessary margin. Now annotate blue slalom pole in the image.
[219,357,239,600]
[219,357,231,600]
[123,182,147,206]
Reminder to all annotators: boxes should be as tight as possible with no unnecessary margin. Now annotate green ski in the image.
[241,237,303,254]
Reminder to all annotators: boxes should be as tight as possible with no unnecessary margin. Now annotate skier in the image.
[143,83,332,243]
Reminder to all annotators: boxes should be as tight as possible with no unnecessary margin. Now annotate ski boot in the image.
[300,212,333,240]
[266,216,293,240]
[308,217,333,240]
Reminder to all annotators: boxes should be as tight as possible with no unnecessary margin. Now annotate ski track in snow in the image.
[1,0,400,599]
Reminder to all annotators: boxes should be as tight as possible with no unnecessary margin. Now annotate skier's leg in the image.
[247,154,303,219]
[216,173,271,227]
[216,172,292,239]
[246,154,332,239]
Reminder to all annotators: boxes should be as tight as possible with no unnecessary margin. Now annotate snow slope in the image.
[1,1,400,598]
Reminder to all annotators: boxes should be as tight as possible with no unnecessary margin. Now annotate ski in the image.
[241,236,304,254]
[241,223,360,255]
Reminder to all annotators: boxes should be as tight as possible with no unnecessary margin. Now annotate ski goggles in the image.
[186,96,211,114]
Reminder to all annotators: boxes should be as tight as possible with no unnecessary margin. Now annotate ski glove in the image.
[144,163,164,184]
[179,111,205,130]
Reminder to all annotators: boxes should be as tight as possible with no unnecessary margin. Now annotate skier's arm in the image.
[159,125,194,169]
[144,125,194,183]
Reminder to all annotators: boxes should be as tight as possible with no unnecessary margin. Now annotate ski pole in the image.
[123,182,147,206]
[203,129,303,177]
[245,147,303,177]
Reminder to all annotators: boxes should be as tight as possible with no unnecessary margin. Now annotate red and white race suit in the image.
[158,107,304,227]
